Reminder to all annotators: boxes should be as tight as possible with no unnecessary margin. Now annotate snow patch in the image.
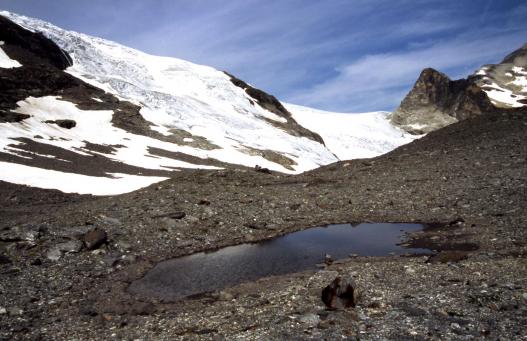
[0,161,168,195]
[0,45,21,68]
[285,104,418,160]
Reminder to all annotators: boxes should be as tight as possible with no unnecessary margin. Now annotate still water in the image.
[129,223,431,301]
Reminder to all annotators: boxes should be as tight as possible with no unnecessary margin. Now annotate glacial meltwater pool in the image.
[128,223,432,301]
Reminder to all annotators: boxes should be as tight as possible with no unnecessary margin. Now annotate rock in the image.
[324,254,334,265]
[197,199,211,206]
[254,165,271,174]
[321,276,359,309]
[45,119,76,129]
[82,228,108,250]
[153,212,186,220]
[46,248,62,261]
[0,254,12,264]
[0,307,6,315]
[7,307,24,316]
[298,313,320,327]
[56,240,83,253]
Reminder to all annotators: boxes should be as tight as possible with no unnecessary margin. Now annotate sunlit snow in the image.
[285,104,418,160]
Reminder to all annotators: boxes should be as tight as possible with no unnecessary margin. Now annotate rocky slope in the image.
[390,44,527,134]
[0,11,415,195]
[0,102,525,340]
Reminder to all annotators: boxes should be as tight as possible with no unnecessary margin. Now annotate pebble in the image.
[46,248,63,261]
[298,313,320,327]
[0,307,6,315]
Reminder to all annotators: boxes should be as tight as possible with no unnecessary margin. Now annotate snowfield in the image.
[285,104,417,160]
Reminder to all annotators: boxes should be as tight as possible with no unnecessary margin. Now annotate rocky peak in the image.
[389,68,494,134]
[472,43,527,108]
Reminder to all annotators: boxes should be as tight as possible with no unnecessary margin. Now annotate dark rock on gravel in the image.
[82,228,107,250]
[321,276,359,309]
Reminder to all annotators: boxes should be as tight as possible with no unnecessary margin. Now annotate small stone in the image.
[321,276,359,309]
[298,313,320,327]
[56,240,83,253]
[0,307,6,315]
[324,254,334,265]
[31,258,42,266]
[82,228,108,250]
[8,307,23,316]
[46,248,63,261]
[522,293,527,302]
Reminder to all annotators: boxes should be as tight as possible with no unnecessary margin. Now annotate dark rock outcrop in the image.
[45,119,76,129]
[0,15,72,70]
[225,72,325,145]
[390,68,495,134]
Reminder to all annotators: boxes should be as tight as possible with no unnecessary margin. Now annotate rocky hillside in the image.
[390,44,527,134]
[0,11,414,195]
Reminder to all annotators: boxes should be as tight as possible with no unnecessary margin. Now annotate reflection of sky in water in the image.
[130,223,431,300]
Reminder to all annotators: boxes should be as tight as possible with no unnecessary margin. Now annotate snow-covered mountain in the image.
[473,43,527,108]
[0,11,415,195]
[390,44,527,134]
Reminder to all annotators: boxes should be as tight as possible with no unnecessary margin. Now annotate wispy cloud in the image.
[1,0,526,112]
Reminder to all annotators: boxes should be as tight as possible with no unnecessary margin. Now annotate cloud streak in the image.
[0,0,526,112]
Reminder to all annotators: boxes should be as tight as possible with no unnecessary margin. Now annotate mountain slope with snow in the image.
[473,43,527,108]
[0,11,416,195]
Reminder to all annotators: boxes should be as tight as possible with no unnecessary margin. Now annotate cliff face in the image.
[389,68,494,134]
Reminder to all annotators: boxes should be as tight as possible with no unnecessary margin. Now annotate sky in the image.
[0,0,526,112]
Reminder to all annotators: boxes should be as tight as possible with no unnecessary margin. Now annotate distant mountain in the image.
[473,43,527,108]
[0,11,413,194]
[390,44,527,134]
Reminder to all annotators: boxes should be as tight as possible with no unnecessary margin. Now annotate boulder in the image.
[321,276,359,309]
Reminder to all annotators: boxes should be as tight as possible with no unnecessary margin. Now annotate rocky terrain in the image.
[1,103,526,340]
[1,9,527,341]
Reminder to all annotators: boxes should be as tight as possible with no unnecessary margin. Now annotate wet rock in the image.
[30,258,42,266]
[82,228,108,250]
[244,222,267,230]
[426,251,468,264]
[321,276,359,309]
[324,254,334,265]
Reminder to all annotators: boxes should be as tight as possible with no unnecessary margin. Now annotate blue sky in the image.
[1,0,526,112]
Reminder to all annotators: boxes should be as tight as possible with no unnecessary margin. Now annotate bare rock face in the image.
[389,68,495,134]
